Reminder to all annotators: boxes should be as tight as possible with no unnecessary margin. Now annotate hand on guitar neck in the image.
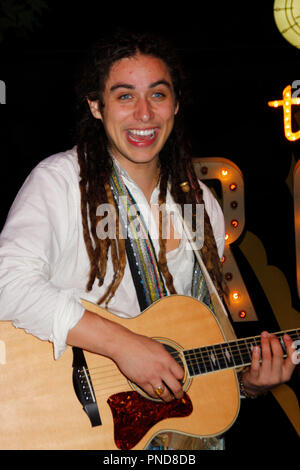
[66,309,185,403]
[240,331,296,398]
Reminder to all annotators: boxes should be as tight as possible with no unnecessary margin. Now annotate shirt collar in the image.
[110,155,161,201]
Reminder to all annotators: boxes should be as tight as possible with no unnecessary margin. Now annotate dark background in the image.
[0,0,299,453]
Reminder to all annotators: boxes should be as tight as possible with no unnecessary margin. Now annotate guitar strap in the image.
[110,165,168,310]
[177,201,237,342]
[124,235,155,312]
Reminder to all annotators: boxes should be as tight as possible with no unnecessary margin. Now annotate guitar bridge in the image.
[72,347,102,427]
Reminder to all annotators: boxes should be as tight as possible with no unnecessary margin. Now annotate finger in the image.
[260,331,272,361]
[170,359,185,382]
[249,345,261,378]
[282,334,297,378]
[152,382,174,402]
[162,372,184,400]
[141,381,173,402]
[269,334,284,374]
[259,331,274,377]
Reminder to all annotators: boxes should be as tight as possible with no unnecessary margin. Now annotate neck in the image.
[112,155,160,203]
[180,328,300,377]
[133,164,161,202]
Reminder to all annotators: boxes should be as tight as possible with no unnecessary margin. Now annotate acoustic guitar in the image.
[0,295,298,450]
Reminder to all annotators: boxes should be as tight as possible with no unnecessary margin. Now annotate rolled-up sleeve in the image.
[0,163,85,359]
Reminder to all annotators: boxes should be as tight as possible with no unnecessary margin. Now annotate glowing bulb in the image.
[231,219,239,228]
[268,85,300,141]
[229,183,237,191]
[232,291,240,302]
[225,233,229,241]
[221,169,228,177]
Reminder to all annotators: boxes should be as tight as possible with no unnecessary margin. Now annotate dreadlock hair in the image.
[75,30,227,306]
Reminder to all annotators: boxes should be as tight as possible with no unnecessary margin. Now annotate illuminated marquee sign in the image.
[268,85,300,141]
[193,157,258,322]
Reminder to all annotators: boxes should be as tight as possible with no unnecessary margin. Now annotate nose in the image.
[134,97,154,123]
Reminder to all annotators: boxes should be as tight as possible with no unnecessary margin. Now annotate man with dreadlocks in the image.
[0,31,296,450]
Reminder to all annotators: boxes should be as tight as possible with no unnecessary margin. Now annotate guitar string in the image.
[78,330,300,396]
[80,332,300,390]
[88,343,291,397]
[181,330,300,364]
[80,332,300,396]
[83,349,296,397]
[83,330,300,377]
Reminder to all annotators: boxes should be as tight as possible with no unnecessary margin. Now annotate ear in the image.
[87,99,103,120]
[174,101,179,116]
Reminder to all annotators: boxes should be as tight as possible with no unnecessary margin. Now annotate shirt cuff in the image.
[51,291,86,360]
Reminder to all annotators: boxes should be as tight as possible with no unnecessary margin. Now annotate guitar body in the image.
[0,295,240,450]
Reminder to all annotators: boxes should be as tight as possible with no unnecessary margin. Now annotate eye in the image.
[152,91,165,99]
[118,93,132,101]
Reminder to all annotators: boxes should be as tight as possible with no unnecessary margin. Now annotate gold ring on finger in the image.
[154,385,165,397]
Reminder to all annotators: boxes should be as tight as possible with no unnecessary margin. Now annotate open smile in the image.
[126,128,159,147]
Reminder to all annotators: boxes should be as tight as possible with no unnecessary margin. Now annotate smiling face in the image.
[88,53,179,173]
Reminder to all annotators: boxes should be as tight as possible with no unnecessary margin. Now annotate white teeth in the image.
[129,129,155,136]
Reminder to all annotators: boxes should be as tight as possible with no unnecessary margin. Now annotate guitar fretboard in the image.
[183,329,300,377]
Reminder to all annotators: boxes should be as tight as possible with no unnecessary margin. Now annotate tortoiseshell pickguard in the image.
[107,391,193,450]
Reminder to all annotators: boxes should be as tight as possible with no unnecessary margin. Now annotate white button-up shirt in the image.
[0,148,225,359]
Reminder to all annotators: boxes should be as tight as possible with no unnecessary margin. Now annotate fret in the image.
[197,348,208,374]
[242,338,253,364]
[215,344,227,370]
[199,347,214,373]
[184,350,196,377]
[184,348,204,377]
[236,341,245,366]
[244,336,259,361]
[227,340,243,367]
[205,345,220,371]
[190,349,201,376]
[248,338,257,355]
[238,339,252,366]
[221,342,235,368]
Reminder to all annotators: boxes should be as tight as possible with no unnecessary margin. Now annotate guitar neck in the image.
[183,328,300,377]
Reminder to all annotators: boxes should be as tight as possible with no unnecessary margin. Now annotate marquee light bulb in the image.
[232,291,240,301]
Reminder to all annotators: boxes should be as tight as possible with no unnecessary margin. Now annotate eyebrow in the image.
[110,79,172,92]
